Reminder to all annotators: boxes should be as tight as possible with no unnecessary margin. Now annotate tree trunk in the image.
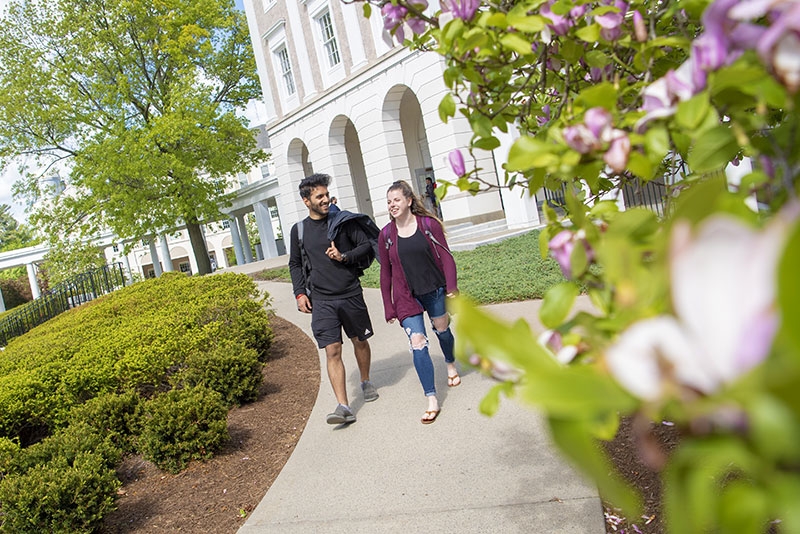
[186,220,212,275]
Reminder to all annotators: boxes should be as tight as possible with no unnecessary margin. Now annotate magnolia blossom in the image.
[564,107,631,171]
[606,206,798,401]
[382,0,429,42]
[730,0,800,92]
[636,60,698,130]
[548,228,594,278]
[441,0,480,21]
[632,10,647,42]
[448,149,466,176]
[538,329,579,364]
[595,0,628,41]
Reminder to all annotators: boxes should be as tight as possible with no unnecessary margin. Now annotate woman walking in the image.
[378,180,459,424]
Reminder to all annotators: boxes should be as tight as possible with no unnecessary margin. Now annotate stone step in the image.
[445,220,543,251]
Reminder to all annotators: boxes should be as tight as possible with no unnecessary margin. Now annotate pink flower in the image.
[603,132,631,173]
[549,230,575,277]
[584,107,612,138]
[448,149,466,176]
[606,206,799,400]
[563,125,599,154]
[442,0,480,21]
[632,10,647,42]
[596,0,628,41]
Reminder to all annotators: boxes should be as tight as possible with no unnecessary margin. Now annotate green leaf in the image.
[499,33,535,56]
[687,125,738,173]
[362,3,371,18]
[540,282,579,328]
[644,126,670,161]
[576,82,616,110]
[549,417,641,516]
[584,50,608,68]
[627,151,654,179]
[473,136,501,150]
[676,92,710,130]
[469,112,494,137]
[778,220,800,353]
[507,136,559,171]
[506,11,546,32]
[575,23,601,43]
[438,93,456,123]
[479,382,506,416]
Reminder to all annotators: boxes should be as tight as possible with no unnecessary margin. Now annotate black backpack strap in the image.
[297,219,312,295]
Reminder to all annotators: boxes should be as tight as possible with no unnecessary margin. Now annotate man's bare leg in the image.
[324,342,349,406]
[352,337,372,383]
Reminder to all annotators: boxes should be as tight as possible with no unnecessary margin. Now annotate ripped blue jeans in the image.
[400,287,456,396]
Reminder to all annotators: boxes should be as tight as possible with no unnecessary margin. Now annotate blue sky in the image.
[235,0,244,10]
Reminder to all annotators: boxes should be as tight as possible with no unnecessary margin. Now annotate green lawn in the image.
[251,229,566,304]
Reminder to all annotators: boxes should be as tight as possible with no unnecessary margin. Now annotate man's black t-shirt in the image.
[289,216,365,300]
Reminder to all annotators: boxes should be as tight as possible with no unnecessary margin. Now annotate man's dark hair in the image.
[299,173,331,199]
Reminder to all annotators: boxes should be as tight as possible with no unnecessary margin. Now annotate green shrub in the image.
[179,339,263,406]
[0,451,120,533]
[69,391,143,453]
[0,437,19,477]
[0,273,272,446]
[139,385,229,474]
[9,422,121,474]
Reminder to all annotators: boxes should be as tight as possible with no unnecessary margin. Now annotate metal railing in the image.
[622,178,669,217]
[0,263,127,347]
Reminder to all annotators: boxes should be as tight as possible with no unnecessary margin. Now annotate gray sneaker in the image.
[326,404,356,425]
[361,380,379,402]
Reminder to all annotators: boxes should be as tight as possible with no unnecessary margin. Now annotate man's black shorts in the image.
[310,293,374,349]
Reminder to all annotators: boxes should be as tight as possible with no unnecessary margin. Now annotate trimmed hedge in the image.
[139,385,230,474]
[0,272,274,530]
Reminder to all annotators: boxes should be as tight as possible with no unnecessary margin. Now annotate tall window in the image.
[317,11,340,68]
[276,47,295,96]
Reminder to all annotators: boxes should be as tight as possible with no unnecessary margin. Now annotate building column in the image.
[159,234,174,272]
[254,201,278,259]
[229,217,245,266]
[121,254,133,282]
[236,214,254,263]
[148,239,163,277]
[0,287,5,313]
[27,262,41,299]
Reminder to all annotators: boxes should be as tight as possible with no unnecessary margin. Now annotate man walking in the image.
[289,173,379,425]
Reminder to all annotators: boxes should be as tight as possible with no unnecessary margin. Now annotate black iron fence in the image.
[622,177,669,217]
[0,263,127,347]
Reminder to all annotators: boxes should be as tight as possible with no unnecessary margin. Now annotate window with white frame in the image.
[276,46,296,96]
[316,11,340,69]
[263,0,275,12]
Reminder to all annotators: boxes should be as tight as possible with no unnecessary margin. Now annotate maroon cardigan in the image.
[378,215,458,323]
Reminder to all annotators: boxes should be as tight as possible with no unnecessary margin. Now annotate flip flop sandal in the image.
[447,373,461,387]
[421,410,440,424]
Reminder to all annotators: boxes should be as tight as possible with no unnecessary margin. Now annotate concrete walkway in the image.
[226,258,605,534]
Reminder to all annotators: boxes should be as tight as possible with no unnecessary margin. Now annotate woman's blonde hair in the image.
[387,180,442,225]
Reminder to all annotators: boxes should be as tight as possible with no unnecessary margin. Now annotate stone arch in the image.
[329,114,373,218]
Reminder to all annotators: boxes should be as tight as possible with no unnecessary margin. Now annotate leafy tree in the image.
[0,0,268,275]
[0,204,35,252]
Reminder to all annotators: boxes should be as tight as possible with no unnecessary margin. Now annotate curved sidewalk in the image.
[235,262,604,533]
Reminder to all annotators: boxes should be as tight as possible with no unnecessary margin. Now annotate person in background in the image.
[288,174,379,425]
[378,180,459,424]
[424,177,436,213]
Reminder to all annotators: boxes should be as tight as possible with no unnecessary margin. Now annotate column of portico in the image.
[159,235,174,272]
[229,217,246,265]
[148,239,163,277]
[254,201,278,259]
[27,263,41,299]
[236,214,254,263]
[121,254,133,282]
